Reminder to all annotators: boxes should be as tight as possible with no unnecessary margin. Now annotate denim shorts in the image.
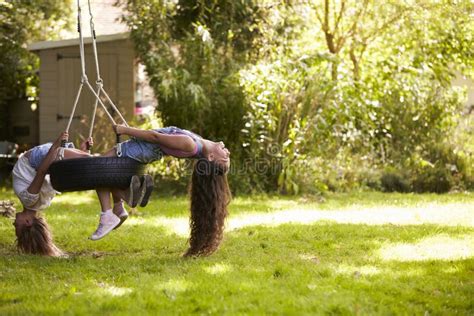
[120,138,163,163]
[29,142,75,170]
[29,143,53,170]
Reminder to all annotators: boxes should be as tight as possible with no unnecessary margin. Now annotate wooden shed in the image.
[28,33,136,146]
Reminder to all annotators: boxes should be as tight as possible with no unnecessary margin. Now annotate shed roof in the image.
[28,32,129,51]
[29,0,130,51]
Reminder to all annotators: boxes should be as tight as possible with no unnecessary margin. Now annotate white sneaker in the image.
[90,212,121,241]
[113,202,129,230]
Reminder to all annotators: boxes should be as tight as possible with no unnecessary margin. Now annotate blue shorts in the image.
[120,138,163,164]
[29,142,75,170]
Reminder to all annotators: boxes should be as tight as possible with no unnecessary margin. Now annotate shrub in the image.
[411,165,453,193]
[381,169,410,193]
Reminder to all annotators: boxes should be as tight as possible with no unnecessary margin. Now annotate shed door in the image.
[57,54,118,139]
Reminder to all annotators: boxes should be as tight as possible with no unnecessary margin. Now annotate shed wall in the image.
[38,39,135,146]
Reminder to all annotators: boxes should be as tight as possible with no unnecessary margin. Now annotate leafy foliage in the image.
[0,0,73,138]
[122,0,473,193]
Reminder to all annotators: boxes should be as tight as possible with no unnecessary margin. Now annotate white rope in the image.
[84,80,116,125]
[88,84,101,140]
[98,87,129,127]
[78,1,86,79]
[65,0,129,146]
[85,0,129,132]
[88,0,102,83]
[65,83,83,133]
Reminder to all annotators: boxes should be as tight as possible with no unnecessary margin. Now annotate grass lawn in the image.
[0,189,473,315]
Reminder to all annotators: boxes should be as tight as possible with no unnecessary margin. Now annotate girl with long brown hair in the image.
[110,125,231,256]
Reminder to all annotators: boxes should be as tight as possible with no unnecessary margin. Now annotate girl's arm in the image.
[27,131,68,194]
[115,125,196,152]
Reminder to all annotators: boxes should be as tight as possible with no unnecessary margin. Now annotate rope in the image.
[88,0,102,83]
[99,88,129,127]
[64,0,130,148]
[87,84,101,146]
[66,83,84,133]
[86,0,128,127]
[84,80,116,124]
[85,0,129,132]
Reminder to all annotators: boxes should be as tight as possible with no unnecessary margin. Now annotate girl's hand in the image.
[54,131,69,147]
[113,124,126,135]
[80,137,93,151]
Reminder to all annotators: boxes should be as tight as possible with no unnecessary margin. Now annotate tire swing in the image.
[49,0,144,192]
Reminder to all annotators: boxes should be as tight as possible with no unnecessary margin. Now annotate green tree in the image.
[122,0,263,142]
[0,0,72,138]
[241,0,473,192]
[121,0,473,193]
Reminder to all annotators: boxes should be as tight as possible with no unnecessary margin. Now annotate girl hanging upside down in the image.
[12,132,147,256]
[103,125,232,256]
[13,126,231,257]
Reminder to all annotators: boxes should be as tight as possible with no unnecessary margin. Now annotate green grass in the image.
[0,189,473,315]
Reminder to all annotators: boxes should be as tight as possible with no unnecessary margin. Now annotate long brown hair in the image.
[185,159,231,257]
[16,215,64,257]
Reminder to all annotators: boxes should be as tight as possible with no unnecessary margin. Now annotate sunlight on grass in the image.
[228,203,473,230]
[121,202,473,237]
[155,279,192,295]
[126,216,189,236]
[268,199,299,210]
[53,192,96,206]
[379,234,474,262]
[334,264,381,276]
[203,263,232,275]
[95,283,133,297]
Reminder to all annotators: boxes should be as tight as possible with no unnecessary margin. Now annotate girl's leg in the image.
[96,189,112,211]
[101,148,117,157]
[111,190,129,228]
[63,148,91,158]
[58,148,92,160]
[90,188,121,240]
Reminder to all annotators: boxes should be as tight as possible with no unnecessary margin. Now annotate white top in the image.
[12,154,57,211]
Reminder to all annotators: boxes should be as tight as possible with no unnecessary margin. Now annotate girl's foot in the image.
[113,201,129,230]
[124,175,141,208]
[90,210,120,240]
[138,175,154,207]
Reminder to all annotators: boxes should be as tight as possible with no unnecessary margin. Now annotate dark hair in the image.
[16,215,64,257]
[185,159,231,257]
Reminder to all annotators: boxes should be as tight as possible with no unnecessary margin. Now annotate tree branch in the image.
[333,0,346,33]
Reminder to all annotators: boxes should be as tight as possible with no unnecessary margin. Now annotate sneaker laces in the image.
[94,213,113,235]
[94,216,107,235]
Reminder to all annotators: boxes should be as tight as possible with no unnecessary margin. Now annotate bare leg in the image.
[111,189,129,229]
[63,148,92,158]
[96,189,112,211]
[90,189,120,240]
[112,190,126,216]
[101,148,117,157]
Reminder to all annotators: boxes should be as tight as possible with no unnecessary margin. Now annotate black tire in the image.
[49,157,146,192]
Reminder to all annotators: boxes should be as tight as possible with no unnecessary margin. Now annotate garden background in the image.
[0,0,472,194]
[0,1,473,314]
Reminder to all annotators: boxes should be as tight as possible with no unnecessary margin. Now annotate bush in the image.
[381,169,410,193]
[409,143,473,193]
[411,165,453,193]
[379,143,473,194]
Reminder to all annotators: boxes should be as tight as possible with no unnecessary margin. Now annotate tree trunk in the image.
[349,49,360,81]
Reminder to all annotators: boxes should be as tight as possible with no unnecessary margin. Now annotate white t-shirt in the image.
[12,154,57,211]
